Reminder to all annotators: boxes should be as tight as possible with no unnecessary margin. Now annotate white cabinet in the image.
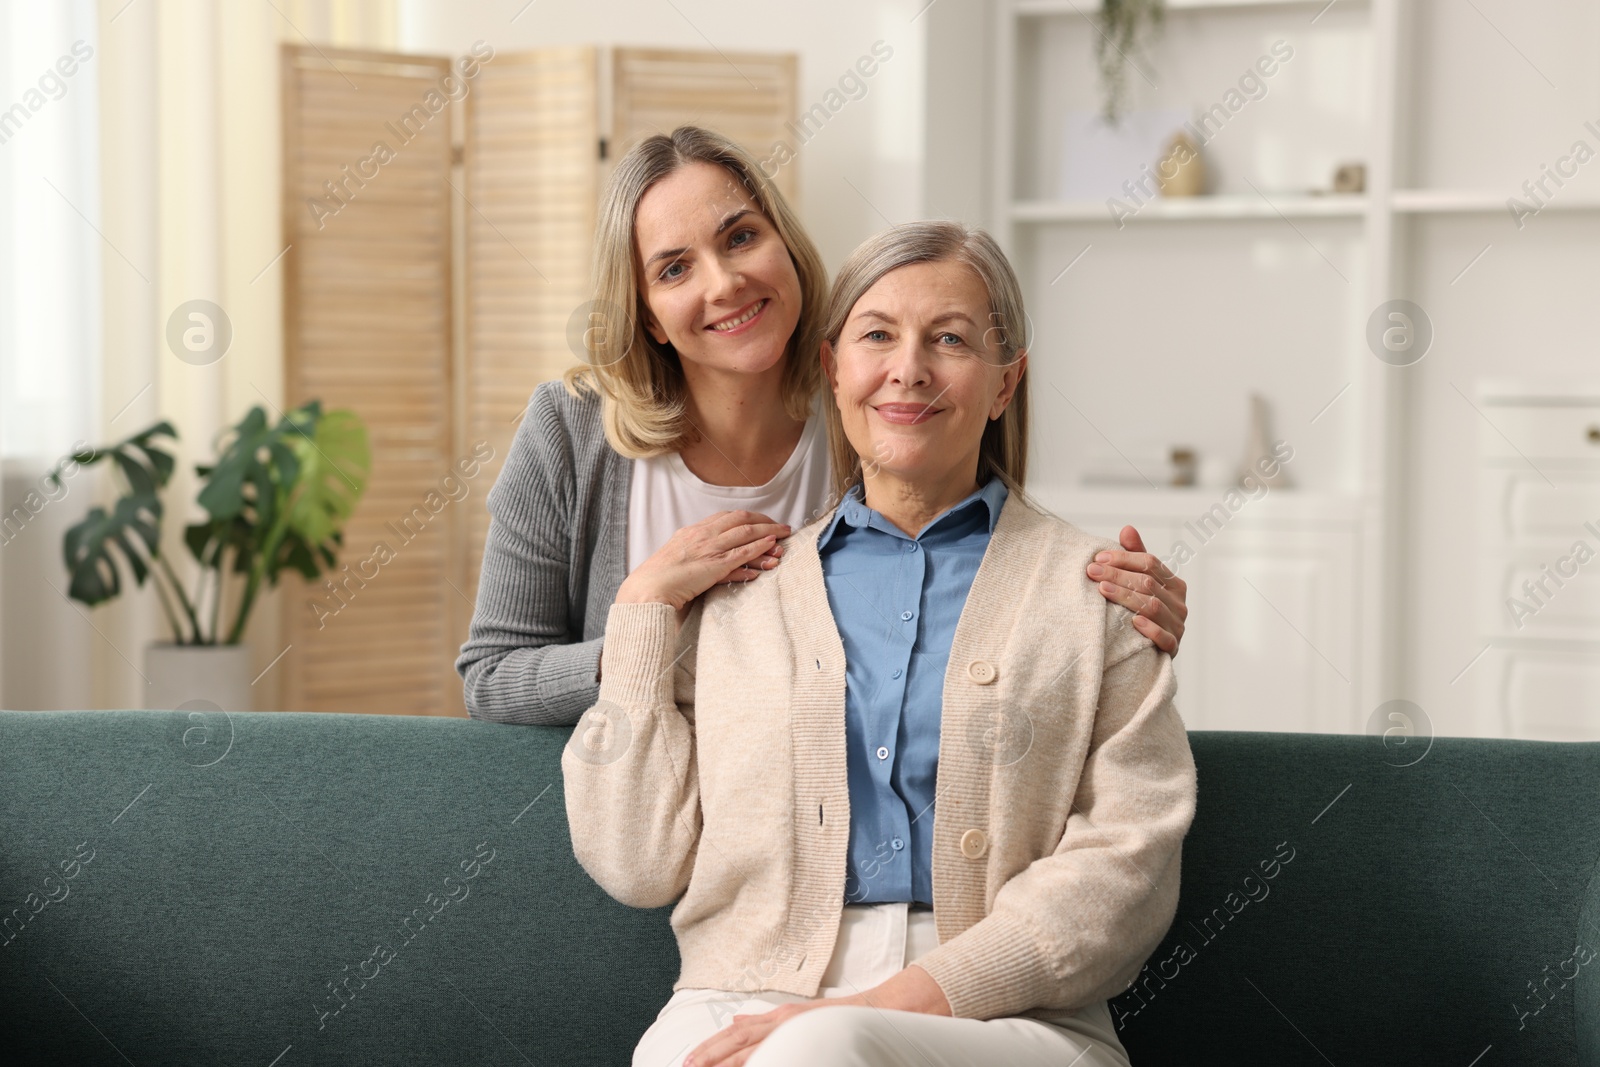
[1032,487,1362,733]
[973,0,1600,739]
[1475,389,1600,740]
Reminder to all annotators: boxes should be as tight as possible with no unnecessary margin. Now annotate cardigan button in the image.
[967,660,997,685]
[960,828,988,859]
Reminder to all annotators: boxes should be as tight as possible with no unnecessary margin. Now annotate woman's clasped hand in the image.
[615,509,792,615]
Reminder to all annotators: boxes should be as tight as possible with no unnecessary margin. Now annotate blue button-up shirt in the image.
[817,475,1009,906]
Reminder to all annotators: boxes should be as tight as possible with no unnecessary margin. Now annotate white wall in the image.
[921,0,991,224]
[395,0,930,272]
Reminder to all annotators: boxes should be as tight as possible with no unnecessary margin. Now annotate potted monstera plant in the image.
[52,400,370,711]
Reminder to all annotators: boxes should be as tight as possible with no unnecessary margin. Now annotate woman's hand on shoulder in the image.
[615,510,791,614]
[1087,525,1189,656]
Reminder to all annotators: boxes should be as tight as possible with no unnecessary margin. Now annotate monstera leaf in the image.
[58,422,176,607]
[62,495,162,605]
[196,404,302,533]
[284,408,370,554]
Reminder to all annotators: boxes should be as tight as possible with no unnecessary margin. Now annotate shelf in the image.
[1015,0,1366,15]
[1011,195,1367,223]
[1019,191,1600,219]
[1477,379,1600,406]
[1392,189,1600,215]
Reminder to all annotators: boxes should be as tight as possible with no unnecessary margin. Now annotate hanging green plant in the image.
[1095,0,1166,125]
[53,400,371,645]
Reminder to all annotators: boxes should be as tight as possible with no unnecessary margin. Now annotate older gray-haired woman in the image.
[563,220,1198,1067]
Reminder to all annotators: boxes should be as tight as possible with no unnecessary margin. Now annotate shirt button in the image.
[967,660,997,685]
[891,668,902,679]
[891,838,905,850]
[876,745,889,761]
[960,828,988,859]
[900,610,913,621]
[907,543,919,552]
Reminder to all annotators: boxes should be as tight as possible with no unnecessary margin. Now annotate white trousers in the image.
[631,902,1134,1067]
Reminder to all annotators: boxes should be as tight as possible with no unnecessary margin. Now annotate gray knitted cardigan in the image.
[456,379,631,726]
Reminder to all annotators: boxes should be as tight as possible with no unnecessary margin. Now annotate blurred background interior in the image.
[2,0,1597,741]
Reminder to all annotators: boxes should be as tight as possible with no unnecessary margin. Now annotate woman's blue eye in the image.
[865,329,890,342]
[938,332,963,345]
[729,228,756,247]
[660,261,684,280]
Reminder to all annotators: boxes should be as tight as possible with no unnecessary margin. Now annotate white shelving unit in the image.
[987,0,1600,739]
[990,0,1404,734]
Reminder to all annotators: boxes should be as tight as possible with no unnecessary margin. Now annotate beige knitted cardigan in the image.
[561,490,1198,1022]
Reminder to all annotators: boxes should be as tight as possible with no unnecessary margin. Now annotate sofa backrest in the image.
[1,711,1596,1066]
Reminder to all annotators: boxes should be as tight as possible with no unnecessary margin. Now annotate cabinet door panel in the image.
[1480,648,1600,742]
[1480,546,1600,642]
[1480,468,1600,546]
[1183,527,1358,734]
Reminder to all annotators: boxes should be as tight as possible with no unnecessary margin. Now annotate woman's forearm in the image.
[461,637,604,726]
[562,602,700,909]
[848,964,953,1017]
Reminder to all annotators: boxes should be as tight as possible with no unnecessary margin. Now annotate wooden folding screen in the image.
[282,44,796,715]
[280,46,459,714]
[460,47,599,588]
[612,48,799,202]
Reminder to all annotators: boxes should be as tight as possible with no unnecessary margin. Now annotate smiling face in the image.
[633,162,804,387]
[821,258,1027,501]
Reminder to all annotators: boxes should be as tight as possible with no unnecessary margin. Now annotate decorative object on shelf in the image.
[1059,107,1187,201]
[1239,393,1291,490]
[1157,130,1205,197]
[1170,447,1198,487]
[1094,0,1166,125]
[52,401,371,710]
[1333,162,1366,194]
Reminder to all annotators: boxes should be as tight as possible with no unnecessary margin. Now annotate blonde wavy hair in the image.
[562,126,829,458]
[821,221,1031,496]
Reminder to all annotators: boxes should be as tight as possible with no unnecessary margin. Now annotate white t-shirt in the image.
[626,405,834,573]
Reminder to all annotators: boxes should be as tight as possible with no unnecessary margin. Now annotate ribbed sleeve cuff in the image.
[910,909,1060,1021]
[596,602,681,710]
[537,636,605,701]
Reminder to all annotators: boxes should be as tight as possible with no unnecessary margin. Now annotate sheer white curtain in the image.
[0,0,100,458]
[0,0,102,708]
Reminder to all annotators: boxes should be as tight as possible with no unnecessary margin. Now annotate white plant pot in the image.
[145,644,254,712]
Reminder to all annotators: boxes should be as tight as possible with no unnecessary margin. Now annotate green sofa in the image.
[2,710,1596,1065]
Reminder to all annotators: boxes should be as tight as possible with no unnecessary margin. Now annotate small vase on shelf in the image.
[1157,130,1205,197]
[1240,393,1291,490]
